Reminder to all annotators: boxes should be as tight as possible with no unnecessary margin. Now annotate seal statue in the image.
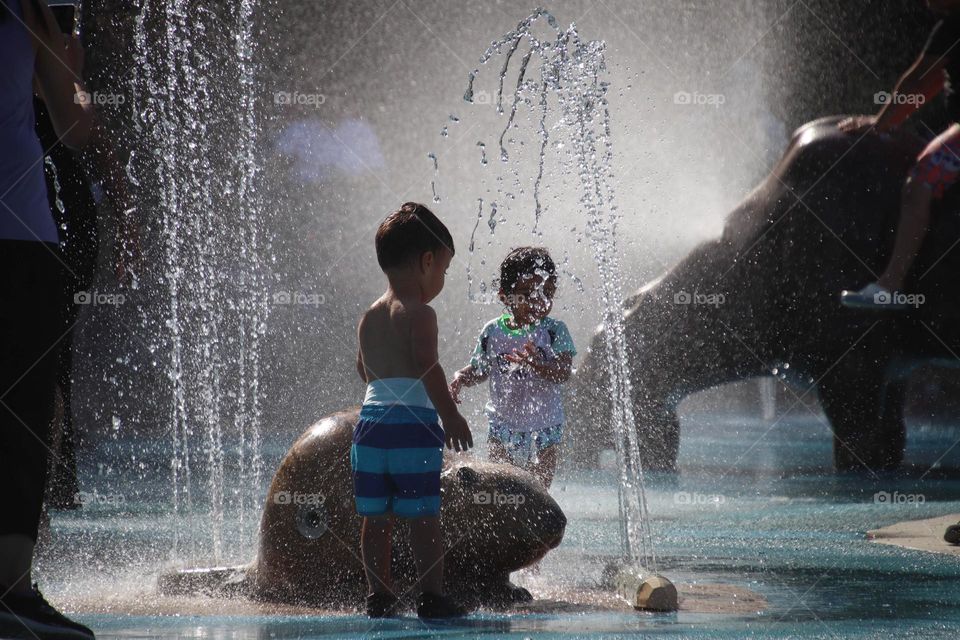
[160,407,567,609]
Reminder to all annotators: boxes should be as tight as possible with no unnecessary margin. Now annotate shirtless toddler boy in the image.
[353,202,473,619]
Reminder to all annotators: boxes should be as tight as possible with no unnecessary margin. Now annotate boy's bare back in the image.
[358,293,436,381]
[355,202,472,453]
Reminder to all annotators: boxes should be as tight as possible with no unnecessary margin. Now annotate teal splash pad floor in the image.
[38,412,960,638]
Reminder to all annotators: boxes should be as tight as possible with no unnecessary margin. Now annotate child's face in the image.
[501,273,556,324]
[420,247,453,302]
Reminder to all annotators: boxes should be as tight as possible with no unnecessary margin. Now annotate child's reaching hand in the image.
[504,339,573,384]
[838,115,879,134]
[504,340,544,369]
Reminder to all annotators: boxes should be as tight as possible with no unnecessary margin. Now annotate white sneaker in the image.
[839,283,909,310]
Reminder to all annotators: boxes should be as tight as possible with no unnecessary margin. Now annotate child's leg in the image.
[876,178,934,291]
[360,515,394,595]
[488,438,511,465]
[529,444,559,489]
[409,516,444,596]
[879,123,960,290]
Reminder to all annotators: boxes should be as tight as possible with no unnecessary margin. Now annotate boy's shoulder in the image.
[402,300,438,338]
[359,296,436,333]
[364,294,434,315]
[407,298,436,317]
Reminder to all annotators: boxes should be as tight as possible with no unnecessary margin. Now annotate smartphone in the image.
[49,2,78,35]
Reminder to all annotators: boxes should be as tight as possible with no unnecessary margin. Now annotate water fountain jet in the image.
[457,8,676,612]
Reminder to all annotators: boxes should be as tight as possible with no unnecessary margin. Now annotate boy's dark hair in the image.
[498,246,557,292]
[375,202,455,271]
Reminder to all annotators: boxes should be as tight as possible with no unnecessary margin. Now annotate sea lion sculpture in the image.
[160,407,567,609]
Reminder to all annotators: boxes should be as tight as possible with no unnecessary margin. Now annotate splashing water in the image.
[461,9,657,572]
[131,0,268,565]
[44,156,66,217]
[427,152,440,203]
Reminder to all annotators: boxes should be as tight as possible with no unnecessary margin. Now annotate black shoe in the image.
[416,592,467,619]
[946,523,960,545]
[0,584,94,639]
[366,592,399,618]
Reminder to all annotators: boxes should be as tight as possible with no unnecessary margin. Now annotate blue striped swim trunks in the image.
[351,403,444,518]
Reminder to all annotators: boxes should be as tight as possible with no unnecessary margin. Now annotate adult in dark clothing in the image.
[0,0,96,638]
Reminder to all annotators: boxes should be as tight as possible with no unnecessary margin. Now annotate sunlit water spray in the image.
[130,0,268,565]
[454,8,658,572]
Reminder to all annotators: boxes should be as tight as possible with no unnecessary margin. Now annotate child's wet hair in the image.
[375,202,455,271]
[498,247,557,292]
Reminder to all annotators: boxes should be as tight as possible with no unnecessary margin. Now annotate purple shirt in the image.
[470,314,576,431]
[0,0,58,244]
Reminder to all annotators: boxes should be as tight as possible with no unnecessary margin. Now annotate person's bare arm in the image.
[449,365,488,403]
[533,352,574,383]
[505,343,573,383]
[26,1,93,149]
[840,54,947,134]
[875,54,947,131]
[410,306,473,452]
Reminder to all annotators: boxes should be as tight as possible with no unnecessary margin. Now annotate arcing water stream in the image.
[459,9,658,572]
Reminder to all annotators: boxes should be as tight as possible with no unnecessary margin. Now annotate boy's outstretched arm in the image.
[410,306,473,452]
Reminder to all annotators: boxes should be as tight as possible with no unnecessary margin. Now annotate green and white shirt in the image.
[469,314,576,431]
